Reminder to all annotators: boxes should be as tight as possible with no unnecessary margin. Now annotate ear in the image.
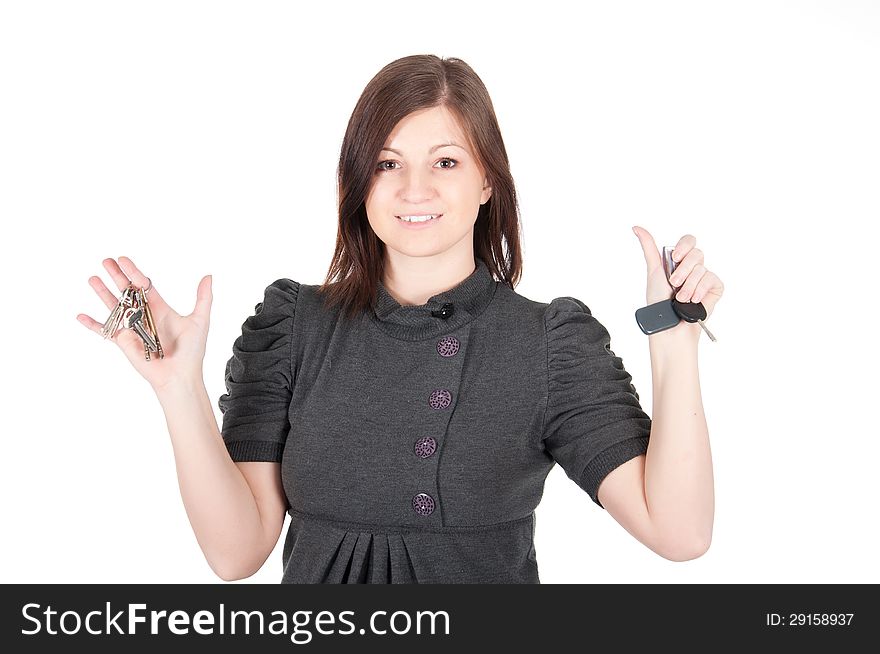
[480,178,492,205]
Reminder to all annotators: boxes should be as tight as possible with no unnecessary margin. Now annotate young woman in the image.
[78,54,722,583]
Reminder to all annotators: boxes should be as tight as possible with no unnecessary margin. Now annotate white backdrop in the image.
[1,0,877,584]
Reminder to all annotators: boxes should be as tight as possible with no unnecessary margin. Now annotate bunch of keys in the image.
[663,246,717,342]
[100,283,165,360]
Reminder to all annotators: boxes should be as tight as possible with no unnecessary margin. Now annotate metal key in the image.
[100,303,125,339]
[101,286,137,339]
[662,246,717,342]
[670,298,717,341]
[122,306,158,352]
[100,289,126,338]
[137,287,164,359]
[130,287,151,361]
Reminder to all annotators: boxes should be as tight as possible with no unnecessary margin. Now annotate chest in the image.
[282,318,550,522]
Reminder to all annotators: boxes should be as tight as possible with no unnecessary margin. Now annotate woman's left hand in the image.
[632,225,724,322]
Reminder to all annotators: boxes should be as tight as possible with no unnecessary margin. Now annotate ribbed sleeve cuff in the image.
[225,440,284,463]
[581,436,650,509]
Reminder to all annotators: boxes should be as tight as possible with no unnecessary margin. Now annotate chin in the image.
[385,241,450,258]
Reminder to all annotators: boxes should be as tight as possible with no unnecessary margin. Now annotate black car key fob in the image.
[670,298,707,323]
[635,299,680,334]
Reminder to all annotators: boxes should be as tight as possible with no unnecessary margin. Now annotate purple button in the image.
[415,436,437,458]
[412,493,435,516]
[429,389,452,410]
[437,335,460,357]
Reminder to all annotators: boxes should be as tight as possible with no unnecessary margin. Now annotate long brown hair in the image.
[318,54,523,321]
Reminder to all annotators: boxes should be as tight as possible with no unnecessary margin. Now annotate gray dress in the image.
[218,257,651,583]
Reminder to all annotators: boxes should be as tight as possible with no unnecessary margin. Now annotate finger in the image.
[631,225,662,270]
[674,264,707,302]
[192,274,213,319]
[76,312,107,335]
[692,271,722,304]
[89,274,124,311]
[668,247,705,286]
[118,255,169,313]
[671,234,697,263]
[102,257,132,292]
[76,310,142,353]
[75,311,134,344]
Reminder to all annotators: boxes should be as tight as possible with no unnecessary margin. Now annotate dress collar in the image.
[371,257,497,341]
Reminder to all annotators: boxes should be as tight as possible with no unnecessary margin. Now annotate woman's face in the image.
[365,105,492,260]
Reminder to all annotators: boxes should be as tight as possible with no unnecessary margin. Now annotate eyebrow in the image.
[380,142,467,156]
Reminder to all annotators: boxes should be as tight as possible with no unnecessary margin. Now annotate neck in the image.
[382,252,478,307]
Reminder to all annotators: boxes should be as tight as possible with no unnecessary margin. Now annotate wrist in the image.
[648,321,701,348]
[154,371,205,399]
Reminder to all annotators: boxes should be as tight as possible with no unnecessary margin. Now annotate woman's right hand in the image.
[77,257,213,393]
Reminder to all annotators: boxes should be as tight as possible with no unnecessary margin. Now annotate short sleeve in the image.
[542,296,651,509]
[217,278,299,463]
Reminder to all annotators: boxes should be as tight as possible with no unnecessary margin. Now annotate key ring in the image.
[143,277,152,295]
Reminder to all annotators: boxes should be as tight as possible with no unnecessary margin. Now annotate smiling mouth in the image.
[396,214,443,223]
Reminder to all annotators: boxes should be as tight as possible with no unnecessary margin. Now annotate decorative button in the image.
[429,389,452,409]
[412,493,435,516]
[414,436,437,458]
[437,335,460,357]
[431,302,455,319]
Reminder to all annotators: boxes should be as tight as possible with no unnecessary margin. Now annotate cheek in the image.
[365,180,392,209]
[447,175,484,199]
[364,186,395,233]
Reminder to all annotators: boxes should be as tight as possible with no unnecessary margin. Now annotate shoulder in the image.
[257,277,300,305]
[495,284,596,332]
[501,287,614,362]
[491,282,565,322]
[242,279,301,323]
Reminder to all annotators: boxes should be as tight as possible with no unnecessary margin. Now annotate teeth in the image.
[398,214,439,223]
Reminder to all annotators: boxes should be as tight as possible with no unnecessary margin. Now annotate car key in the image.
[662,246,717,342]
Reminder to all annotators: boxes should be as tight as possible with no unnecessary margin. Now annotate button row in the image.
[412,334,461,516]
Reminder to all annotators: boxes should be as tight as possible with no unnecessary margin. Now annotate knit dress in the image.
[218,257,651,583]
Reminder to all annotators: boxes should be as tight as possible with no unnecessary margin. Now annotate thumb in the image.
[193,274,213,318]
[632,225,662,272]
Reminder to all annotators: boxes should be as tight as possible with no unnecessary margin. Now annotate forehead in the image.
[384,106,469,149]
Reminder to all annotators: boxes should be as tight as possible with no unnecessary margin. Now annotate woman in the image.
[77,54,722,583]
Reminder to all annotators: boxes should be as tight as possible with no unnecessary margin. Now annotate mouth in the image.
[395,213,443,225]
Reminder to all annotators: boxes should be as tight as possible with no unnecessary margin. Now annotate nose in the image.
[399,165,437,203]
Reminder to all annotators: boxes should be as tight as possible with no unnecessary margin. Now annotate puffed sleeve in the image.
[543,296,651,509]
[217,278,299,463]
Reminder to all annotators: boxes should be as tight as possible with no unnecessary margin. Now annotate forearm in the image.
[154,376,269,580]
[644,321,715,556]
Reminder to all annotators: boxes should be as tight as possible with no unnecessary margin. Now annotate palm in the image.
[77,257,212,392]
[115,303,209,388]
[646,262,675,305]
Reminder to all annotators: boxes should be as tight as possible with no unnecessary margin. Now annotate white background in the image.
[1,0,877,584]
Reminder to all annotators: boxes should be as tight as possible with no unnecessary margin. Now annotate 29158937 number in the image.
[766,613,854,626]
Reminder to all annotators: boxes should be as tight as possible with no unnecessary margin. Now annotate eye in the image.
[375,158,459,173]
[376,160,397,172]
